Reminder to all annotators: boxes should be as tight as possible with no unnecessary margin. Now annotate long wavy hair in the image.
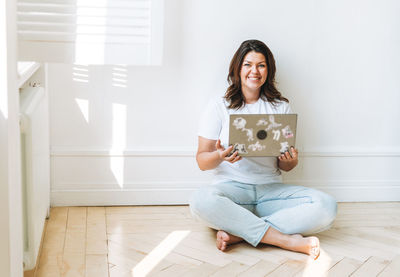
[224,39,288,109]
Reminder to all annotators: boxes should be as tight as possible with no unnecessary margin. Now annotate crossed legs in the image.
[189,181,336,258]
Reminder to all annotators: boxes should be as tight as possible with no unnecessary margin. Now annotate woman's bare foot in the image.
[261,228,320,259]
[216,230,244,251]
[287,234,320,259]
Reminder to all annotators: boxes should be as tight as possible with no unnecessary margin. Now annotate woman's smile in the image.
[240,51,268,93]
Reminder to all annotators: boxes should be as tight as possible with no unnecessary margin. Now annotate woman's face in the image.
[240,51,268,93]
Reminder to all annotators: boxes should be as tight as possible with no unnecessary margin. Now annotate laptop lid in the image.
[229,114,297,157]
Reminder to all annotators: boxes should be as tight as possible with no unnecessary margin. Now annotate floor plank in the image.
[209,261,250,277]
[265,260,305,277]
[180,262,220,277]
[377,255,400,277]
[327,257,363,277]
[85,254,108,277]
[350,256,390,277]
[237,260,280,277]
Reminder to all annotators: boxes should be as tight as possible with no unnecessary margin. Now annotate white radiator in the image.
[19,85,50,271]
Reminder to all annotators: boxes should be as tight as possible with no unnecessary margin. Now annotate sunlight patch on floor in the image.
[301,247,332,277]
[131,230,190,277]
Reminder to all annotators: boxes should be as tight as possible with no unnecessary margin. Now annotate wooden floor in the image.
[33,202,400,277]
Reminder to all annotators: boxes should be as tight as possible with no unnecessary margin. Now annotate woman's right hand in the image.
[215,139,242,163]
[196,137,242,170]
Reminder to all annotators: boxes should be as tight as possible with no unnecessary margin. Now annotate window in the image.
[17,0,164,65]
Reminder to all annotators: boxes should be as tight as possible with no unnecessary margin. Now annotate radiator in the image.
[19,85,50,271]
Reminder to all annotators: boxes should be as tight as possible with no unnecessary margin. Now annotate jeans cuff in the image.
[252,223,270,247]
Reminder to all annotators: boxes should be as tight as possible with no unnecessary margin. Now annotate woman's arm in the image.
[278,147,298,171]
[196,136,242,171]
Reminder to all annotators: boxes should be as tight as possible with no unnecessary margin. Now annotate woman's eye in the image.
[243,63,250,67]
[259,64,266,68]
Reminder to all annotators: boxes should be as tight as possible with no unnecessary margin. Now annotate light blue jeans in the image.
[189,181,337,247]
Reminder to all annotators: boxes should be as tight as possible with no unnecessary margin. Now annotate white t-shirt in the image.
[198,96,293,185]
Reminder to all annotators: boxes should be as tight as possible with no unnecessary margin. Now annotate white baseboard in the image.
[320,186,400,202]
[51,188,195,206]
[51,181,400,206]
[50,147,400,205]
[285,180,400,202]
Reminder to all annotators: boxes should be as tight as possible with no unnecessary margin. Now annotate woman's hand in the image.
[196,137,242,171]
[278,146,298,171]
[215,139,242,164]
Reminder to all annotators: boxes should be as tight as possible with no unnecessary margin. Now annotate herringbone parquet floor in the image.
[33,202,400,277]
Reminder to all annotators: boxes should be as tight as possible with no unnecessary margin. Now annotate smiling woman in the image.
[190,39,337,259]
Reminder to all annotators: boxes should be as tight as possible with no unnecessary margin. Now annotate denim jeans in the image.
[189,181,337,247]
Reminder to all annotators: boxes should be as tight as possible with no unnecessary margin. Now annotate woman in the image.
[189,39,337,259]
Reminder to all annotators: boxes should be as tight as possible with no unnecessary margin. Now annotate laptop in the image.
[228,114,297,157]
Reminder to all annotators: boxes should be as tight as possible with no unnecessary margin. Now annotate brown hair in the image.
[224,39,288,109]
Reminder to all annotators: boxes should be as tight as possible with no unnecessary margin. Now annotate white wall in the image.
[49,0,400,205]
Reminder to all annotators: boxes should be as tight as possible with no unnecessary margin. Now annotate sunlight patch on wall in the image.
[0,93,7,119]
[132,230,190,276]
[112,65,128,88]
[72,65,89,83]
[110,103,127,188]
[75,98,89,123]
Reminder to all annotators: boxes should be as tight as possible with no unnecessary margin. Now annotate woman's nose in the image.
[251,65,258,73]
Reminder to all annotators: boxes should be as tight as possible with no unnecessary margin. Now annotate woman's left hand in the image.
[278,146,298,171]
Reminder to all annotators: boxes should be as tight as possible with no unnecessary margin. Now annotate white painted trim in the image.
[299,152,400,157]
[51,188,195,206]
[283,180,400,186]
[50,147,400,158]
[51,147,196,157]
[51,181,400,206]
[319,186,400,202]
[1,0,24,275]
[54,180,400,189]
[50,149,400,204]
[54,181,206,189]
[17,62,40,88]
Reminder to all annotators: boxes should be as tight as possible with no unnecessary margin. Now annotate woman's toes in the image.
[311,245,320,260]
[309,237,320,259]
[216,237,227,251]
[217,230,230,242]
[216,231,231,251]
[220,241,227,251]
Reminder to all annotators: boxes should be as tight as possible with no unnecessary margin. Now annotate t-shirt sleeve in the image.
[282,101,293,114]
[198,98,223,140]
